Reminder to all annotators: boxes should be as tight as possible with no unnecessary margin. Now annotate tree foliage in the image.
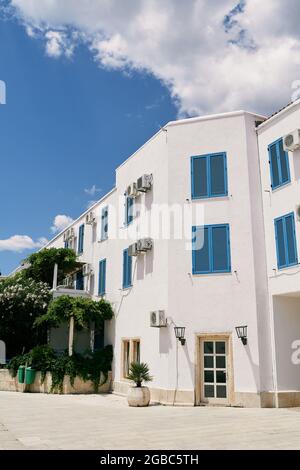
[22,248,77,286]
[0,276,51,357]
[35,295,114,330]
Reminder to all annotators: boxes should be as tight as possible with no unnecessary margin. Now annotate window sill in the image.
[98,238,108,243]
[277,262,299,271]
[191,194,229,201]
[192,271,232,276]
[122,285,132,291]
[271,180,291,192]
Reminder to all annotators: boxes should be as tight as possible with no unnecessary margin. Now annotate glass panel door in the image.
[201,339,229,404]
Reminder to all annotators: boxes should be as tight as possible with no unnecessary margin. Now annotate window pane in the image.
[204,356,214,368]
[216,342,226,354]
[270,144,280,188]
[210,154,226,196]
[212,226,229,272]
[204,342,214,354]
[285,215,298,265]
[204,385,215,398]
[193,157,208,198]
[216,371,226,384]
[275,219,286,267]
[193,227,210,273]
[216,385,227,398]
[204,371,214,383]
[278,140,290,184]
[216,356,226,369]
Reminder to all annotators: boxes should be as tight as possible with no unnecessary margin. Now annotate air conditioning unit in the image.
[137,238,153,252]
[150,310,167,328]
[82,264,93,276]
[85,211,95,225]
[126,182,139,198]
[283,130,300,152]
[128,242,138,257]
[136,174,153,192]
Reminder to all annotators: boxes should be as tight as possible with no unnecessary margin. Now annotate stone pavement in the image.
[0,391,300,450]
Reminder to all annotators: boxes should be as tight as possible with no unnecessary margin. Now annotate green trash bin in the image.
[25,367,36,385]
[18,366,25,384]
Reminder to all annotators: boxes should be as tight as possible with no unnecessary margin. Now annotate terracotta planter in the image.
[127,386,150,407]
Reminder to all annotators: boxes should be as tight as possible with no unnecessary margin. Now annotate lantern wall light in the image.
[235,325,248,345]
[174,326,186,346]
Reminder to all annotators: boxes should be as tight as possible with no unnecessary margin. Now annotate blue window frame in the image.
[76,271,84,291]
[101,206,108,241]
[125,196,134,225]
[191,153,228,199]
[192,224,231,274]
[64,240,68,249]
[123,248,132,288]
[78,224,85,254]
[268,138,290,190]
[98,259,106,296]
[274,213,298,269]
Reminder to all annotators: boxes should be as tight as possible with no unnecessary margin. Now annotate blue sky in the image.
[0,16,176,274]
[1,0,300,274]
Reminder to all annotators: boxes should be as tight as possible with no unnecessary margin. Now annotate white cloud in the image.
[51,214,74,233]
[0,235,48,252]
[84,184,102,196]
[9,0,300,116]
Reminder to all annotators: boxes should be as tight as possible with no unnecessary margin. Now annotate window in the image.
[101,206,108,240]
[123,248,132,288]
[64,240,68,249]
[268,138,290,190]
[192,224,231,274]
[122,339,141,379]
[125,196,134,225]
[122,340,130,378]
[132,340,140,364]
[76,271,84,290]
[191,153,228,199]
[98,259,106,296]
[274,213,298,269]
[78,224,85,253]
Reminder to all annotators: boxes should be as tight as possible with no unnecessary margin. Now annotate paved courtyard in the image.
[0,391,300,450]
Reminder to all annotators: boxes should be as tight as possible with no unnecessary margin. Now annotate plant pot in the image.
[127,386,150,407]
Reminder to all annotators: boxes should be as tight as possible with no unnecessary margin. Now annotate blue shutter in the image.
[285,214,298,265]
[101,207,108,240]
[98,259,106,295]
[192,224,231,274]
[191,153,227,199]
[78,224,84,253]
[211,225,230,272]
[210,153,227,197]
[191,156,208,198]
[192,226,210,273]
[269,139,290,189]
[275,213,298,269]
[123,249,132,288]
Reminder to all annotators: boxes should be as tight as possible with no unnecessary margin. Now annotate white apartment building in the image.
[43,99,300,408]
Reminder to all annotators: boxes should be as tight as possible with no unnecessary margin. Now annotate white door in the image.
[200,338,229,405]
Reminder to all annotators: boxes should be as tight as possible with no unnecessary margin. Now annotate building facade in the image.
[45,100,300,407]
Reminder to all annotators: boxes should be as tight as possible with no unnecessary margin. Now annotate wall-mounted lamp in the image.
[174,326,186,346]
[235,326,248,345]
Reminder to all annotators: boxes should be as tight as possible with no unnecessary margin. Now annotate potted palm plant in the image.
[127,362,152,407]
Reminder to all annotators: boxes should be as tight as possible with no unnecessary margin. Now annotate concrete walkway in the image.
[0,391,300,450]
